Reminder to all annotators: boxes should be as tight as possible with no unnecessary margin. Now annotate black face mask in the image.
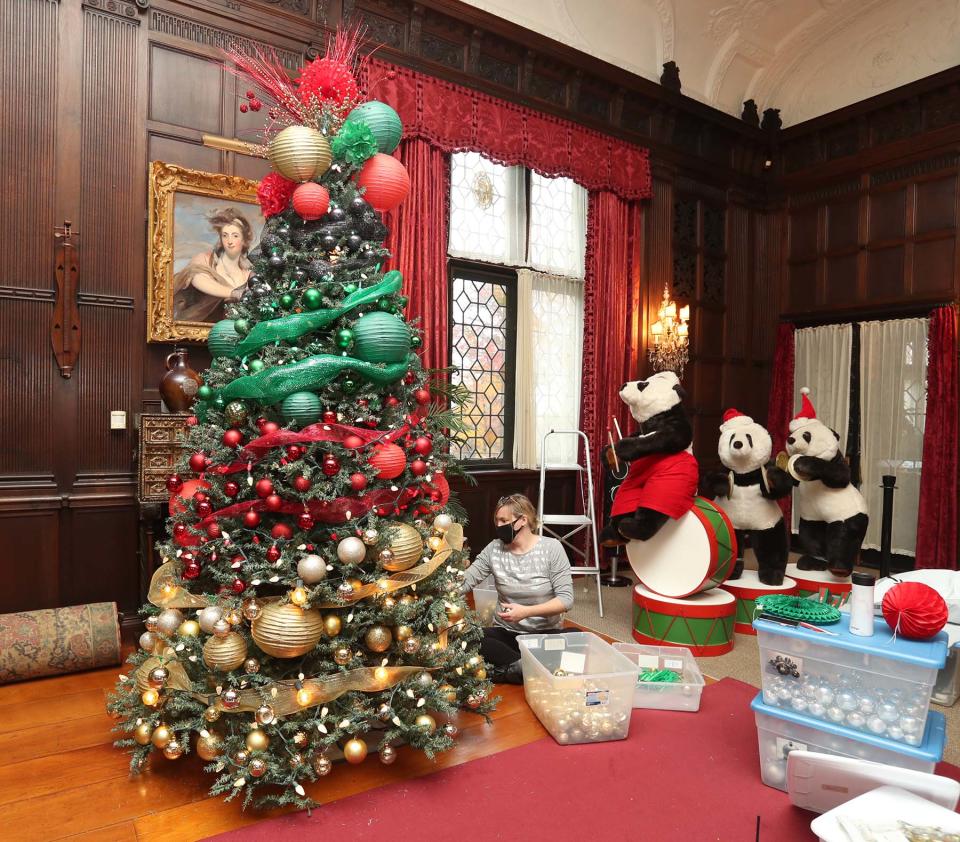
[496,518,522,545]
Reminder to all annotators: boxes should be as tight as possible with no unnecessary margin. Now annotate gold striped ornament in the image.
[268,126,332,182]
[202,632,248,672]
[380,522,423,572]
[251,602,324,658]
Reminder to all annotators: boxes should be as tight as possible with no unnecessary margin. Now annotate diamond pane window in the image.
[449,152,525,264]
[449,268,516,462]
[528,173,587,278]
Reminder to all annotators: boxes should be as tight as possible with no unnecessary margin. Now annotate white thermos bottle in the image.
[849,572,876,637]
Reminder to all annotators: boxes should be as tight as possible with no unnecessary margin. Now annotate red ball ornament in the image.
[297,511,314,530]
[206,521,221,539]
[376,505,391,516]
[413,389,430,405]
[173,522,188,538]
[286,445,303,460]
[413,436,433,456]
[262,421,280,436]
[231,578,246,594]
[195,501,213,518]
[166,475,183,494]
[385,396,400,408]
[322,454,340,476]
[368,443,405,479]
[189,452,208,473]
[343,434,365,450]
[243,510,261,528]
[183,561,201,580]
[271,523,294,540]
[186,415,198,427]
[356,153,411,212]
[225,481,240,497]
[266,544,281,562]
[292,183,330,221]
[293,475,311,492]
[193,491,208,503]
[223,429,243,448]
[429,472,451,505]
[230,553,244,567]
[404,370,415,385]
[322,410,337,423]
[255,478,274,498]
[410,458,428,477]
[264,493,283,512]
[256,417,269,431]
[349,472,368,492]
[881,582,949,640]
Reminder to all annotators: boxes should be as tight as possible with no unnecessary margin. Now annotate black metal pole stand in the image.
[879,474,896,579]
[601,548,632,587]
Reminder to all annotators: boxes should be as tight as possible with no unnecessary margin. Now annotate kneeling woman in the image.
[461,494,574,683]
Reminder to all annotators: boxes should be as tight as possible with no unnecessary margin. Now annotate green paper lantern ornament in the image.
[208,319,241,357]
[281,391,321,426]
[302,288,323,311]
[346,101,403,154]
[755,594,842,625]
[224,400,248,426]
[352,312,411,364]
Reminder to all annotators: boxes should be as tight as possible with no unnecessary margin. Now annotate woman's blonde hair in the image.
[495,494,540,531]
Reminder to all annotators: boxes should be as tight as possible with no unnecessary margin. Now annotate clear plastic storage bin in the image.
[517,632,639,745]
[612,643,705,711]
[751,693,945,792]
[754,614,947,747]
[471,578,498,627]
[932,641,960,707]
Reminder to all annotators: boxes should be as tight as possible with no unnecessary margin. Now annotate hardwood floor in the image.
[0,657,548,842]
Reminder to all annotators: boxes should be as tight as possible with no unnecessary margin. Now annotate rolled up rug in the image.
[0,602,121,684]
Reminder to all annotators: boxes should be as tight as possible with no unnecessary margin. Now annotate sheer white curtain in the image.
[528,173,587,278]
[793,324,853,531]
[513,269,584,468]
[859,318,928,553]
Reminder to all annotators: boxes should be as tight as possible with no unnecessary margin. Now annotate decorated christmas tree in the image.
[109,30,494,808]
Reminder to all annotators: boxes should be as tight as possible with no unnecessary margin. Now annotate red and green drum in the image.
[626,496,738,598]
[784,563,852,600]
[723,569,798,635]
[632,583,736,657]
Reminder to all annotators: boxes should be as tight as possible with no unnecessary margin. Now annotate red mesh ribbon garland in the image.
[881,582,949,640]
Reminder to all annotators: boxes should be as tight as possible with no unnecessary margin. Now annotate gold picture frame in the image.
[147,161,265,343]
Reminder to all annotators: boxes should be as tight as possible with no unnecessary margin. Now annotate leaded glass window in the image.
[528,173,587,278]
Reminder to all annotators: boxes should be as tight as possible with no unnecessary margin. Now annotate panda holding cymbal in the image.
[703,409,793,585]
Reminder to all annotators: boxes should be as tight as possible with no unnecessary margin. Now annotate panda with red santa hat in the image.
[784,387,868,577]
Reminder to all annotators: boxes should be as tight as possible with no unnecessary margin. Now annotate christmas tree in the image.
[109,30,494,808]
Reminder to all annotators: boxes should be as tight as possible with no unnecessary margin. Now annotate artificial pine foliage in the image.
[108,31,495,809]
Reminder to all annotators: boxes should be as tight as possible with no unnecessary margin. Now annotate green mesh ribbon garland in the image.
[638,668,681,683]
[755,594,842,624]
[234,272,403,357]
[331,121,379,166]
[215,353,415,404]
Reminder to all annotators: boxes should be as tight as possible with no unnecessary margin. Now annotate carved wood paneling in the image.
[63,502,140,611]
[0,510,61,613]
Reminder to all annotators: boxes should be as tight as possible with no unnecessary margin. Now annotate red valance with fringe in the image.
[364,60,652,201]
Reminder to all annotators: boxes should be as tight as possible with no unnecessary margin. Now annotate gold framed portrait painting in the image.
[147,161,267,342]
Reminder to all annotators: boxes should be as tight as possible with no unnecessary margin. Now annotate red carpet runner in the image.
[206,678,960,842]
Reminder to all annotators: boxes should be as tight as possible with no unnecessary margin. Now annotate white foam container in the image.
[612,643,705,711]
[517,631,639,745]
[751,692,945,792]
[811,785,960,842]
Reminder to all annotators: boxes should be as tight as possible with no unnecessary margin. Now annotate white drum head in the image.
[626,508,712,598]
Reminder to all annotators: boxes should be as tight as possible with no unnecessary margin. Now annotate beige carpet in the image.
[564,553,960,766]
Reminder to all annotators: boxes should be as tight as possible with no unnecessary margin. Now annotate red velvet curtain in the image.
[767,322,796,522]
[382,138,450,373]
[579,192,644,518]
[915,305,958,569]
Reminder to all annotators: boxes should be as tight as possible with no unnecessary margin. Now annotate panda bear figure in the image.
[599,370,699,546]
[703,409,793,586]
[785,387,868,577]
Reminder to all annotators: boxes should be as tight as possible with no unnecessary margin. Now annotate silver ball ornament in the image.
[255,704,276,725]
[379,744,397,765]
[156,609,184,637]
[220,688,240,710]
[362,528,379,546]
[139,631,160,652]
[198,606,223,634]
[336,536,367,565]
[244,658,260,674]
[297,554,328,584]
[147,667,169,689]
[212,618,231,638]
[444,723,459,737]
[433,513,454,533]
[313,755,332,776]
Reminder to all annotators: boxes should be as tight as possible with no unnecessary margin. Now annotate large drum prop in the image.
[626,497,738,598]
[632,583,736,657]
[785,563,852,600]
[723,570,798,635]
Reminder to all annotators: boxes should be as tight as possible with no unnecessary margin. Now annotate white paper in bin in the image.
[612,643,705,711]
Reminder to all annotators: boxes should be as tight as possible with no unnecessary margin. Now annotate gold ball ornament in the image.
[362,528,379,546]
[163,739,184,760]
[445,603,465,624]
[248,758,267,777]
[178,620,201,637]
[220,688,240,710]
[377,703,393,721]
[251,602,323,658]
[255,705,276,725]
[242,599,262,621]
[382,596,397,610]
[337,581,355,599]
[212,618,232,638]
[288,753,304,769]
[475,667,488,681]
[139,631,161,653]
[290,586,309,607]
[379,744,397,765]
[198,605,223,635]
[225,609,242,627]
[467,655,483,670]
[427,535,443,552]
[401,636,421,655]
[364,625,393,653]
[333,645,352,665]
[196,732,223,760]
[313,755,333,776]
[202,632,248,672]
[204,705,221,722]
[380,522,423,571]
[268,125,332,182]
[415,714,437,734]
[293,731,308,748]
[399,594,416,606]
[378,549,395,565]
[151,724,172,748]
[233,749,250,766]
[147,666,169,688]
[394,624,414,641]
[141,688,160,706]
[246,729,270,752]
[438,683,457,704]
[343,737,368,764]
[323,614,342,637]
[244,657,260,674]
[134,722,153,745]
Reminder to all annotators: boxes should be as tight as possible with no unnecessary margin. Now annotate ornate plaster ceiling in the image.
[460,0,960,126]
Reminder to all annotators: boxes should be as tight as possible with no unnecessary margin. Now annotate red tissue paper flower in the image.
[257,172,297,218]
[295,57,359,106]
[881,582,949,640]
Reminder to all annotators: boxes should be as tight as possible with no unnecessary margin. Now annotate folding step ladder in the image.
[536,430,603,618]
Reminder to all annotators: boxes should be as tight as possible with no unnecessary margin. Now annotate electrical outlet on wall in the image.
[110,411,126,430]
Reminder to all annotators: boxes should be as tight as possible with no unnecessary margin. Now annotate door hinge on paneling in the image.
[52,220,81,378]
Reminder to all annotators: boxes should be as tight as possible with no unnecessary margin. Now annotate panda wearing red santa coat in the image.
[599,370,699,546]
[785,387,868,577]
[703,409,793,586]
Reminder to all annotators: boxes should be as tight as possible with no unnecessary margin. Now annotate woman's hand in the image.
[497,602,530,623]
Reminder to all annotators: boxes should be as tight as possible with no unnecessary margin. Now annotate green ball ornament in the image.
[397,295,409,309]
[377,298,395,313]
[208,319,241,357]
[343,283,358,294]
[335,328,354,349]
[410,335,422,348]
[352,312,412,364]
[248,359,266,374]
[234,318,251,336]
[281,391,321,426]
[346,101,403,154]
[224,401,248,426]
[197,385,213,401]
[213,395,226,409]
[279,293,295,310]
[342,379,357,394]
[302,288,323,311]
